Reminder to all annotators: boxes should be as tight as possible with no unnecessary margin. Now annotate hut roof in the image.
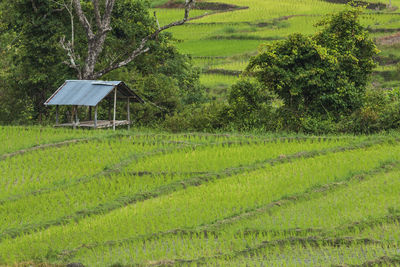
[44,80,144,107]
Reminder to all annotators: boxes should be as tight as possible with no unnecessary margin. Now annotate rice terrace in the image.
[2,0,400,266]
[0,127,399,266]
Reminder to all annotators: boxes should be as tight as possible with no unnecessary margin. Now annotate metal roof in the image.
[44,80,144,106]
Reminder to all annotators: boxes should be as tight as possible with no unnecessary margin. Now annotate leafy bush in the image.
[225,79,280,130]
[163,102,227,132]
[338,87,400,133]
[246,9,378,120]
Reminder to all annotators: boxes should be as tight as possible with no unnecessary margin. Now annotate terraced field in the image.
[150,0,400,98]
[1,126,400,266]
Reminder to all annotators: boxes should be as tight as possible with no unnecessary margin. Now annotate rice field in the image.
[149,0,400,96]
[1,126,400,266]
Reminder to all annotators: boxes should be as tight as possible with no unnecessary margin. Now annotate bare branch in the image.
[72,0,94,39]
[60,36,82,79]
[155,0,195,34]
[102,0,116,31]
[93,38,150,79]
[67,0,75,46]
[57,0,81,78]
[154,11,161,30]
[92,0,102,28]
[30,0,38,13]
[93,0,195,79]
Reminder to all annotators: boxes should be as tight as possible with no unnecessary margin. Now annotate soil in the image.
[205,69,242,76]
[374,55,400,65]
[377,31,400,45]
[0,139,89,161]
[161,0,391,11]
[159,0,246,11]
[323,0,388,10]
[369,28,400,33]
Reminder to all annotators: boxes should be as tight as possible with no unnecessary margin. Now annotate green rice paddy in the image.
[150,0,400,97]
[2,0,400,265]
[0,126,399,266]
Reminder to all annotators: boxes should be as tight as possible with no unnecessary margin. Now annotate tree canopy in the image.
[0,0,201,123]
[246,9,378,120]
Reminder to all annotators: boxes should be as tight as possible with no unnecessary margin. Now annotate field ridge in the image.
[57,160,399,261]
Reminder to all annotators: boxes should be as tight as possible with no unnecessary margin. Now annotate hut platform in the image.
[55,120,130,128]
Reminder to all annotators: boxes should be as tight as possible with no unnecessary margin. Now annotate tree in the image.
[0,0,75,122]
[246,8,378,119]
[0,0,199,123]
[226,79,275,129]
[60,0,196,79]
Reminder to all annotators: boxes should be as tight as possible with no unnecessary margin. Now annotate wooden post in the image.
[74,105,79,129]
[108,98,112,121]
[56,105,59,125]
[94,105,98,129]
[113,88,117,131]
[71,106,74,125]
[127,97,130,130]
[88,106,92,121]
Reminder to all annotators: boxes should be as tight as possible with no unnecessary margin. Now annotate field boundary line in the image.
[1,139,396,251]
[56,159,400,260]
[0,138,293,205]
[0,132,137,161]
[337,255,400,267]
[240,213,400,239]
[0,136,364,205]
[144,237,396,267]
[1,138,302,239]
[0,143,198,205]
[0,138,92,161]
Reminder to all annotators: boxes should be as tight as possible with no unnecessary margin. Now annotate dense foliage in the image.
[214,8,397,133]
[1,1,399,134]
[0,0,204,124]
[246,9,378,119]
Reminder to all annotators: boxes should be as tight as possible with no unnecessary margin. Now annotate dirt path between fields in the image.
[0,139,91,161]
[377,31,400,45]
[323,0,390,10]
[159,0,245,11]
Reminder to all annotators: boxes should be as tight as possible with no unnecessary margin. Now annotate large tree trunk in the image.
[61,0,196,80]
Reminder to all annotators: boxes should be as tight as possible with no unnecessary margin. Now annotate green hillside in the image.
[1,1,400,266]
[0,126,400,266]
[151,0,400,98]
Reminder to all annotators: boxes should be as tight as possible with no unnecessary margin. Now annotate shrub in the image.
[226,79,278,130]
[338,87,400,133]
[163,102,227,132]
[246,9,378,120]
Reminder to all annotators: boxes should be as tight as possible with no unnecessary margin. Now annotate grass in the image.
[0,126,112,155]
[200,73,238,99]
[176,39,264,57]
[3,0,400,264]
[0,127,400,265]
[147,0,400,97]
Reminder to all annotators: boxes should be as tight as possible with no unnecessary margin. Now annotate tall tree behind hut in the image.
[61,0,195,80]
[0,0,196,123]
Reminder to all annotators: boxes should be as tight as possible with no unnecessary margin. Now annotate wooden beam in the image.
[94,105,98,129]
[73,105,78,129]
[113,88,117,131]
[76,105,79,129]
[56,105,59,125]
[70,106,74,125]
[108,98,112,121]
[127,97,130,130]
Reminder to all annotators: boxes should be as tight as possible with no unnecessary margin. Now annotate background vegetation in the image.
[1,0,400,133]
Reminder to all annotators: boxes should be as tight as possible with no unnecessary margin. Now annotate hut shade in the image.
[45,80,143,107]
